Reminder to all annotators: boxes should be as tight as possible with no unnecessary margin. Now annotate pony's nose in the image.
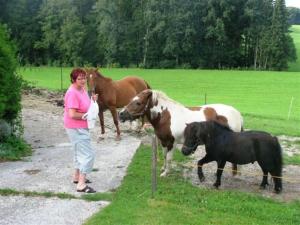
[181,146,191,156]
[118,110,126,122]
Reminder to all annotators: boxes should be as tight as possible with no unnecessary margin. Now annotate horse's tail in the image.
[274,137,283,172]
[273,136,283,192]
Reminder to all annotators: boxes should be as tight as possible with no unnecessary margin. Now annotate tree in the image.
[35,0,85,66]
[287,7,300,25]
[268,0,297,70]
[0,24,21,123]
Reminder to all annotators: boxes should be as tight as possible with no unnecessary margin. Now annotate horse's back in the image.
[118,76,149,91]
[114,76,149,107]
[201,103,243,132]
[232,131,281,167]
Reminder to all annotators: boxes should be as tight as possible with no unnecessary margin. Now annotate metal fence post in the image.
[151,135,157,198]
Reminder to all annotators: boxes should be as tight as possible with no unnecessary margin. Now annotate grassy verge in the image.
[284,154,300,166]
[0,136,31,161]
[0,188,114,202]
[0,188,75,199]
[85,145,300,225]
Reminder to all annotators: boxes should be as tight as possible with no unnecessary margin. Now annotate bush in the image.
[0,23,30,160]
[0,24,21,123]
[0,135,31,161]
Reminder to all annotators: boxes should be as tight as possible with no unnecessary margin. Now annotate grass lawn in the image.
[17,26,300,224]
[84,145,300,225]
[20,67,300,136]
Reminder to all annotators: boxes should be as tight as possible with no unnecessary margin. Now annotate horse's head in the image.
[85,68,100,94]
[181,122,206,155]
[119,89,153,122]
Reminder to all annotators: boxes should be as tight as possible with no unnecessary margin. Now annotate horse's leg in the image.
[270,170,282,194]
[160,148,174,177]
[109,107,121,138]
[232,164,240,176]
[214,160,226,188]
[259,168,269,189]
[99,110,105,135]
[197,154,213,182]
[160,147,167,173]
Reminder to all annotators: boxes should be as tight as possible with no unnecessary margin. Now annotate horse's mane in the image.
[151,90,185,108]
[211,120,233,132]
[86,68,113,82]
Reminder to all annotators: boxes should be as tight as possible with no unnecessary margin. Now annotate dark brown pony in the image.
[85,68,150,138]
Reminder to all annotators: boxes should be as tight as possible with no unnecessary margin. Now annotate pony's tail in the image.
[274,137,282,173]
[273,137,283,172]
[273,136,283,192]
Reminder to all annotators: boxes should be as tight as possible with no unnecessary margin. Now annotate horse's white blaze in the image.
[132,96,140,101]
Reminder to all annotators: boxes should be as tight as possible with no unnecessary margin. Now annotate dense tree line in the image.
[288,7,300,24]
[0,0,297,70]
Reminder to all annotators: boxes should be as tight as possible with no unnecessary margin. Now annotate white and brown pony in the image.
[119,89,243,177]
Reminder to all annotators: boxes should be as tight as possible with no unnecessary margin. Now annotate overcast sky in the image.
[286,0,300,8]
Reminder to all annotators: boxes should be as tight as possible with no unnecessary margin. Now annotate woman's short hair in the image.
[70,68,86,83]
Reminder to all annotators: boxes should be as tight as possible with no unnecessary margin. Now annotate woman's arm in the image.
[68,108,85,120]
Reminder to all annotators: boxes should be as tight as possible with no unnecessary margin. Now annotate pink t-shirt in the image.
[64,85,91,128]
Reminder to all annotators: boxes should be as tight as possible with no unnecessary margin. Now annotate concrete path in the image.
[0,106,141,225]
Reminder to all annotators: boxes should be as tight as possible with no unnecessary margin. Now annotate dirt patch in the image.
[21,89,300,202]
[179,144,300,203]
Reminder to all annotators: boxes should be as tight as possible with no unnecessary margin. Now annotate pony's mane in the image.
[211,120,233,132]
[151,90,185,108]
[93,69,104,78]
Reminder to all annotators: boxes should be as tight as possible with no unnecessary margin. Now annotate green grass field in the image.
[84,145,300,225]
[18,26,300,224]
[20,67,300,136]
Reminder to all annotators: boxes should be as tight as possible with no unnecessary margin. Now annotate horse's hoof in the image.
[274,187,282,194]
[97,136,105,142]
[199,176,205,182]
[160,171,167,177]
[115,136,121,141]
[259,183,269,190]
[213,183,220,189]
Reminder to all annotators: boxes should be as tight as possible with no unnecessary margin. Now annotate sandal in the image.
[77,185,96,193]
[73,179,92,184]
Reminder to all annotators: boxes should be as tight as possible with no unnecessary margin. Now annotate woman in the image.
[64,68,98,193]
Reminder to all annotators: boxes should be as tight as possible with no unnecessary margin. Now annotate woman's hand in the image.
[92,94,98,102]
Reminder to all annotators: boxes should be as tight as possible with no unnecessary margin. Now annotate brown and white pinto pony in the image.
[119,89,244,177]
[85,68,150,138]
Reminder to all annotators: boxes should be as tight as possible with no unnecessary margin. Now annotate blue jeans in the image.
[65,128,95,174]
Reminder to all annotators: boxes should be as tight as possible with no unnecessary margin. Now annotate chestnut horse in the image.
[85,68,150,138]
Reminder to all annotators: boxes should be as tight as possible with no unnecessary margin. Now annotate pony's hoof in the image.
[213,183,220,189]
[115,136,121,141]
[97,136,105,142]
[199,176,205,182]
[160,171,167,177]
[259,183,269,190]
[274,187,282,194]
